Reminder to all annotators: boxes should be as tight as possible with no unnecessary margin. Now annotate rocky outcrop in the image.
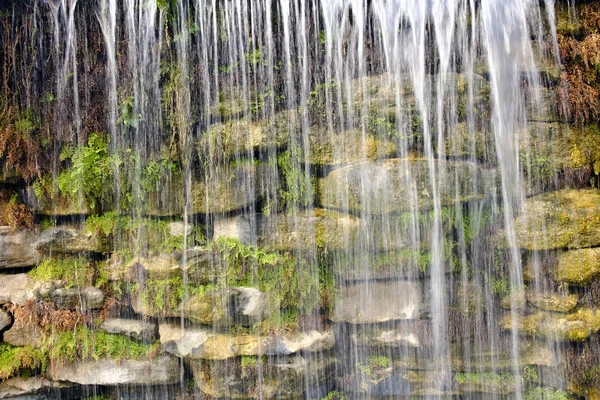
[526,292,580,313]
[35,227,105,254]
[0,274,34,305]
[502,308,600,341]
[0,227,40,269]
[213,215,255,245]
[99,318,157,342]
[191,355,334,399]
[46,356,181,385]
[159,324,334,360]
[3,323,44,347]
[318,158,492,214]
[514,189,600,250]
[0,376,69,399]
[332,281,424,324]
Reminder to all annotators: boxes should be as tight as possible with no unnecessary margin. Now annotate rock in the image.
[0,309,11,331]
[556,248,600,285]
[513,189,600,250]
[350,321,432,349]
[0,376,68,399]
[0,274,34,305]
[332,281,423,324]
[191,355,334,399]
[526,291,579,313]
[443,123,492,161]
[46,356,180,385]
[146,166,257,216]
[167,221,190,237]
[502,308,600,341]
[318,158,492,214]
[3,323,44,347]
[23,185,91,216]
[182,287,269,326]
[99,318,157,342]
[159,324,334,360]
[213,215,255,245]
[35,227,105,254]
[48,286,104,310]
[0,227,40,269]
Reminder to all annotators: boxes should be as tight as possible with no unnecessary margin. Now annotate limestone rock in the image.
[513,189,600,250]
[0,227,40,269]
[0,376,69,399]
[191,355,334,399]
[0,309,11,331]
[99,318,157,342]
[0,274,34,305]
[556,248,600,285]
[332,281,423,324]
[35,227,105,254]
[4,323,44,347]
[502,308,600,341]
[182,287,269,326]
[159,324,334,360]
[46,356,180,385]
[45,286,104,310]
[213,215,255,245]
[318,158,492,214]
[526,291,579,313]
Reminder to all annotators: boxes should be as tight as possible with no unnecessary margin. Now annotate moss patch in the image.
[0,343,47,380]
[556,248,600,285]
[29,256,108,289]
[502,309,600,341]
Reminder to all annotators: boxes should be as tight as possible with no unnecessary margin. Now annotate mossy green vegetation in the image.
[322,391,347,400]
[454,371,518,391]
[524,387,569,400]
[29,256,109,289]
[357,355,390,379]
[0,343,47,380]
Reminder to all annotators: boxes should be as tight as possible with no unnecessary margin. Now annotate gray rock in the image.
[48,286,103,310]
[0,227,40,269]
[332,281,424,324]
[3,323,44,347]
[100,318,157,342]
[35,227,104,254]
[167,221,191,237]
[46,356,180,385]
[80,287,104,309]
[213,215,255,245]
[0,274,34,305]
[50,288,80,309]
[0,309,11,331]
[0,376,68,399]
[159,324,334,360]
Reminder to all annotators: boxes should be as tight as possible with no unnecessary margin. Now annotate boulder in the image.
[317,158,492,214]
[35,227,105,254]
[3,323,44,347]
[0,227,40,269]
[99,318,157,342]
[513,189,600,250]
[0,376,68,399]
[0,274,34,305]
[43,286,104,310]
[159,324,334,360]
[332,281,424,324]
[0,309,11,331]
[213,215,255,245]
[502,308,600,341]
[191,355,334,399]
[556,248,600,285]
[46,356,180,386]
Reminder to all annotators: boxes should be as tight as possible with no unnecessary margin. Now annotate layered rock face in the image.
[0,1,600,400]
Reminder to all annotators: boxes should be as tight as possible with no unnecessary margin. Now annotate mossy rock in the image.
[191,355,334,399]
[502,308,600,341]
[146,165,257,216]
[25,186,93,216]
[442,122,492,161]
[513,189,600,250]
[318,158,492,214]
[556,248,600,285]
[526,291,580,313]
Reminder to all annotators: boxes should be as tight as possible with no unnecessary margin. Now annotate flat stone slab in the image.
[0,273,34,305]
[331,281,424,324]
[46,356,180,386]
[0,376,69,399]
[100,318,157,342]
[159,324,334,360]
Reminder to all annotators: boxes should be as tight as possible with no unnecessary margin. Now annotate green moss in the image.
[556,248,600,285]
[454,371,517,389]
[45,325,159,364]
[0,343,47,380]
[29,256,108,289]
[322,391,347,400]
[278,149,315,211]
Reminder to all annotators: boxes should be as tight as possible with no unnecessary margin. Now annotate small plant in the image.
[29,256,108,289]
[322,391,347,400]
[0,343,47,380]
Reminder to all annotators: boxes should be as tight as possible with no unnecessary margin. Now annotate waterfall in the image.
[3,0,598,399]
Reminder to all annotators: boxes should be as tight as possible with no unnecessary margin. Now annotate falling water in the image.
[2,0,593,399]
